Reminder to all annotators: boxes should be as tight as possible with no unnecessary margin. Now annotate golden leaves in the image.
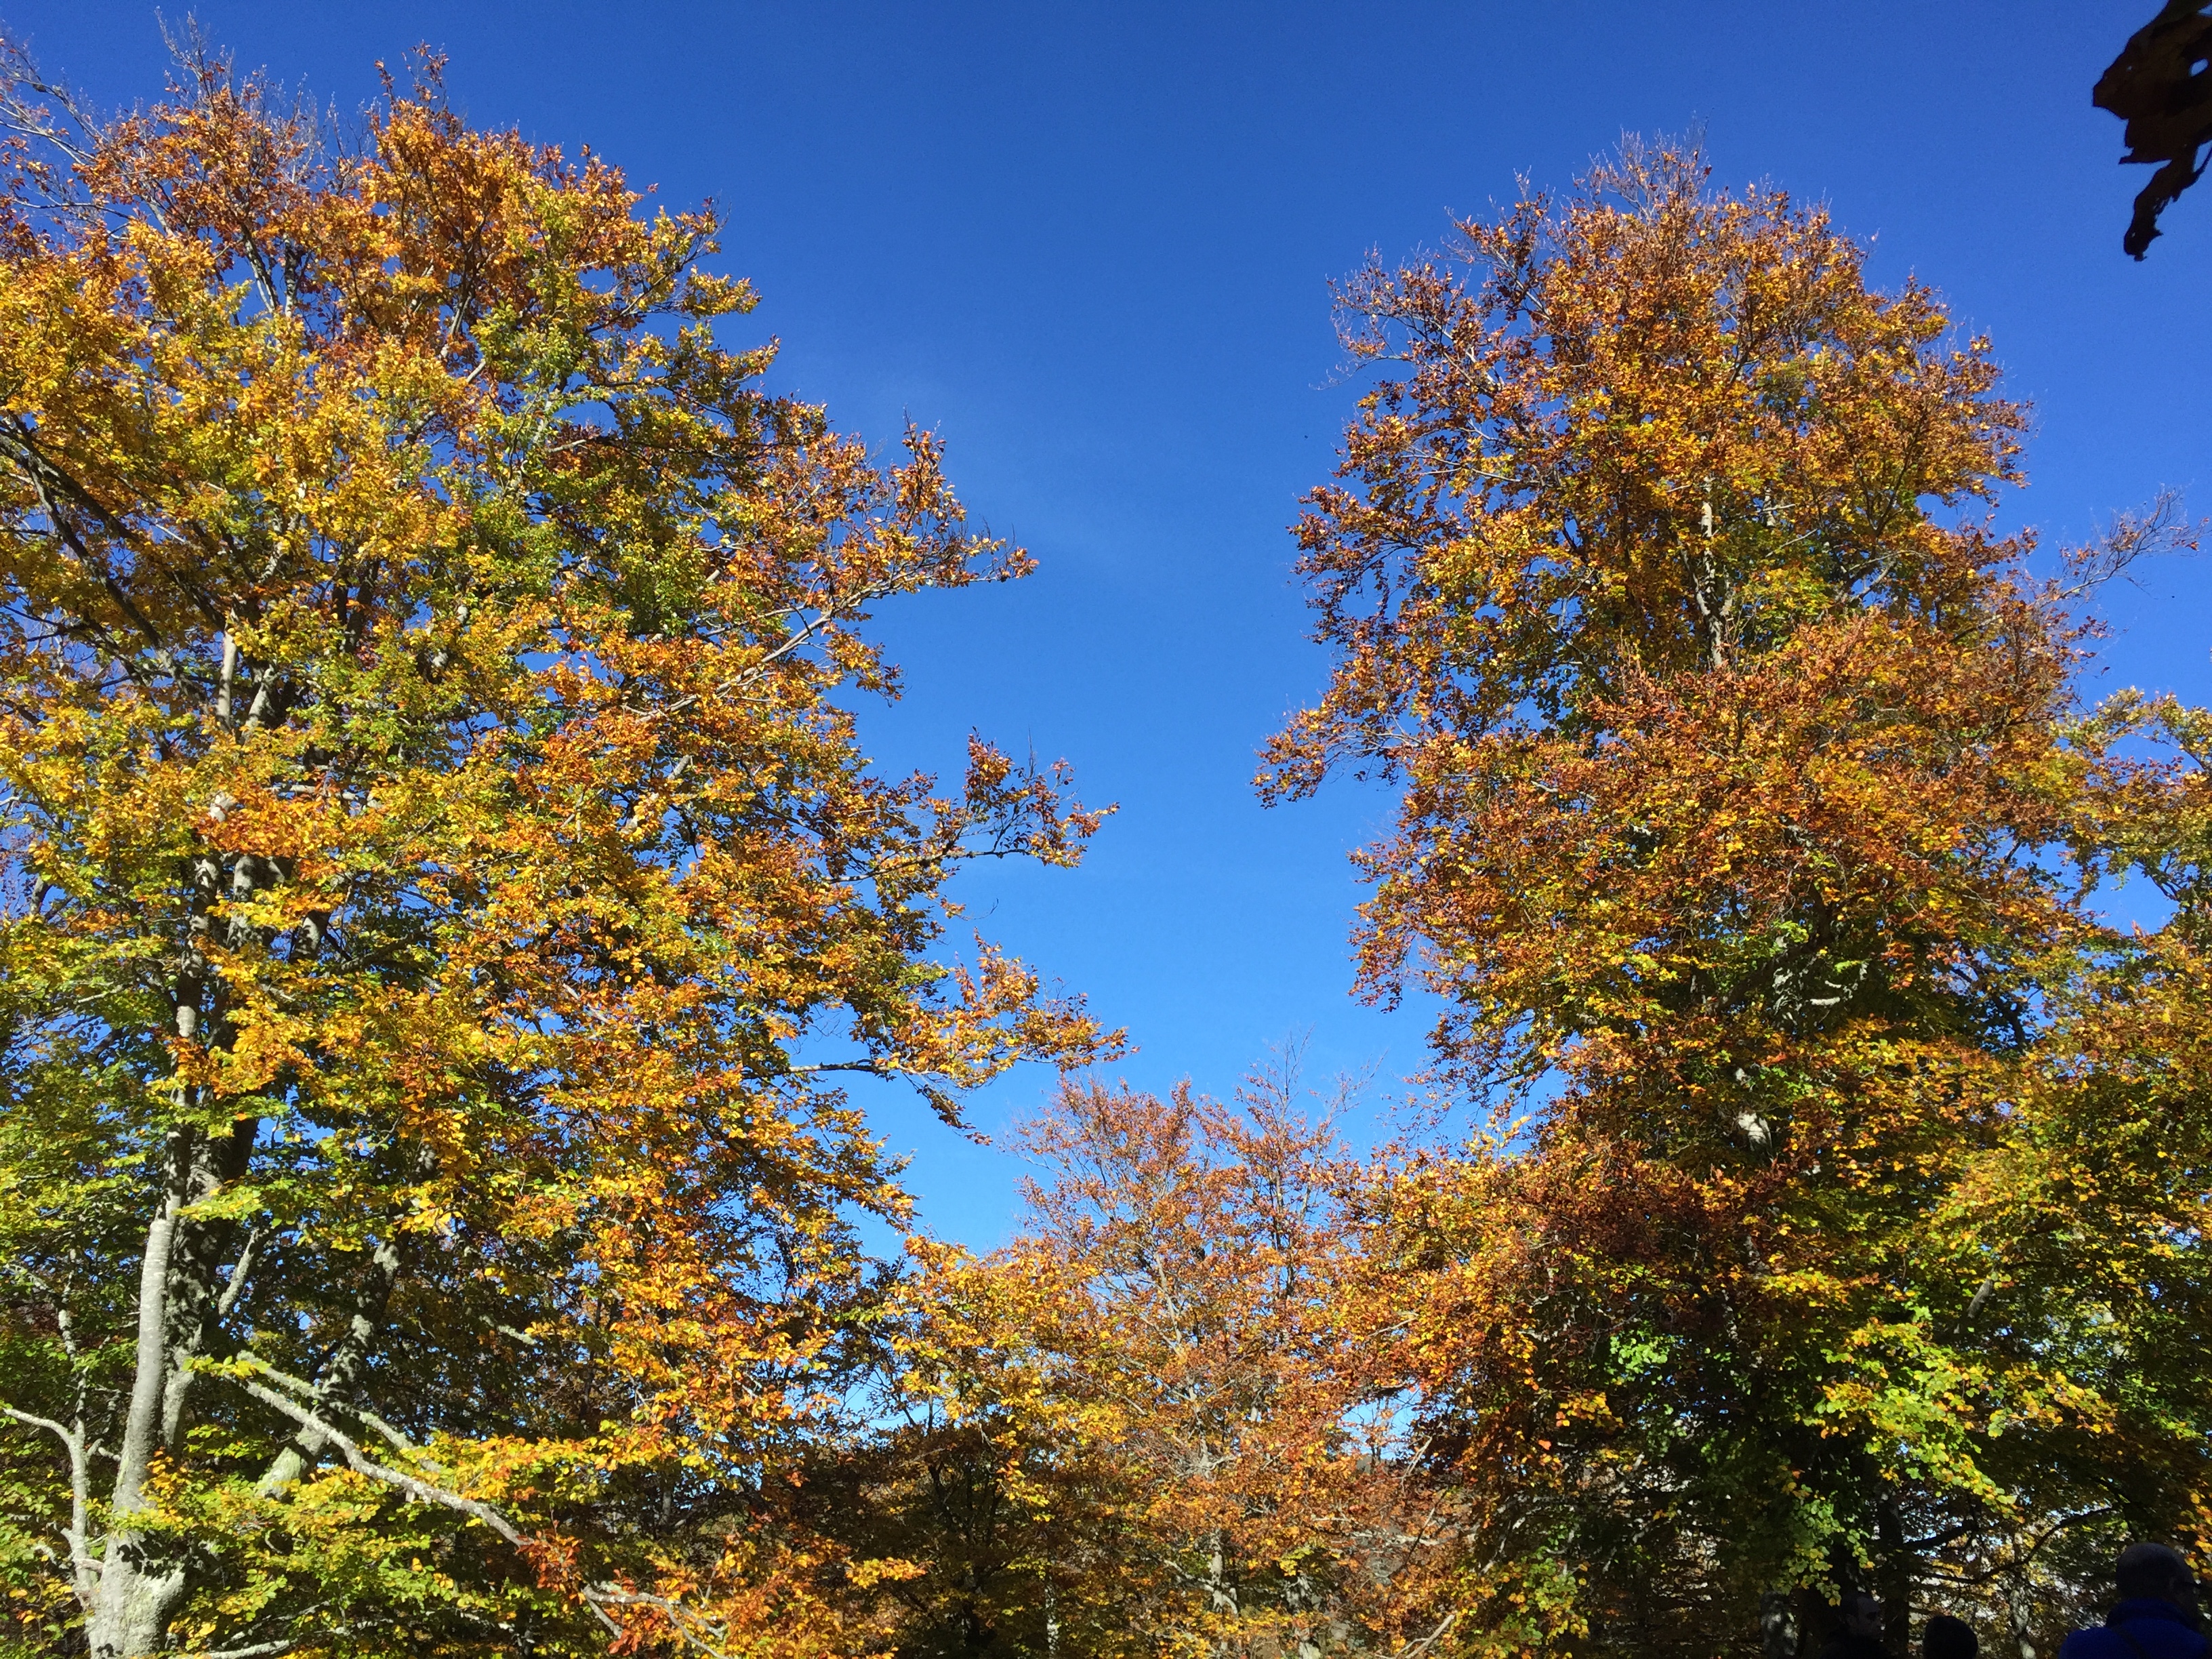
[0,37,1106,1658]
[1267,138,2212,1650]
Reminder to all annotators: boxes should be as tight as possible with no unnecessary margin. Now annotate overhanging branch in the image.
[212,1366,760,1654]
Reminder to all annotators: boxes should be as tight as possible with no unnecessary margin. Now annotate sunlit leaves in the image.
[1269,140,2212,1653]
[0,36,1107,1657]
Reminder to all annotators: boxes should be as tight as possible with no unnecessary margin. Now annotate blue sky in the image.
[12,1,2209,1247]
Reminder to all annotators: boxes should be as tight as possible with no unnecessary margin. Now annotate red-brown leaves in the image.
[1265,140,2175,1653]
[869,1072,1452,1659]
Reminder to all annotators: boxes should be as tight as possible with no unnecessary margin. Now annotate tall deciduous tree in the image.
[1267,141,2211,1656]
[0,37,1109,1658]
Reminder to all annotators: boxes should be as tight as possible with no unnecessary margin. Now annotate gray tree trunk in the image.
[85,1191,187,1659]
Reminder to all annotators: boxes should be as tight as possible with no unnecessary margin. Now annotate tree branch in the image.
[253,1233,401,1495]
[0,1397,97,1605]
[232,1354,419,1458]
[112,1160,183,1521]
[582,1587,734,1658]
[216,1224,264,1321]
[222,1372,531,1551]
[219,1369,755,1656]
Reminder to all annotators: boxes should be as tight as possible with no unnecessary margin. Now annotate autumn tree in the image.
[1966,686,2212,1640]
[844,1065,1451,1659]
[811,1237,1144,1659]
[1267,141,2212,1656]
[0,35,1110,1659]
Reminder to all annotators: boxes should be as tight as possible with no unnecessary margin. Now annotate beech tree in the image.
[0,38,1109,1659]
[1267,142,2212,1656]
[846,1068,1450,1659]
[815,1235,1141,1659]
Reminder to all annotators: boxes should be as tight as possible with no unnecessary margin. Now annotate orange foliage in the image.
[0,34,1108,1659]
[1267,141,2212,1656]
[838,1068,1455,1659]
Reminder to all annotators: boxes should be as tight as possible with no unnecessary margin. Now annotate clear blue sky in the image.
[11,1,2208,1246]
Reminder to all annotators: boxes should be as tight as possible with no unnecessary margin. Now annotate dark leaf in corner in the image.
[2094,0,2212,257]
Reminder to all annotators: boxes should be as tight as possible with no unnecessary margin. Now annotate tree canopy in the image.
[0,37,1108,1659]
[1262,140,2212,1658]
[2,35,2208,1659]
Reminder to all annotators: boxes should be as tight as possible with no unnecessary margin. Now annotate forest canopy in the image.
[2,33,2208,1659]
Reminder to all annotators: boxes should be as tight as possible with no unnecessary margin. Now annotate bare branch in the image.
[0,1399,79,1448]
[783,1059,889,1079]
[583,1586,733,1657]
[2064,487,2205,597]
[216,1224,264,1320]
[0,28,101,173]
[230,1353,419,1457]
